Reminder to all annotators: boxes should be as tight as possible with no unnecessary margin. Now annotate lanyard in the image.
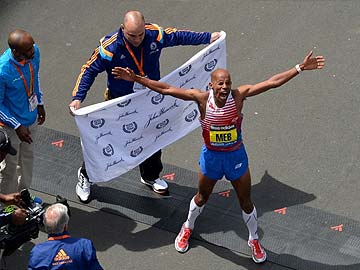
[123,38,145,76]
[12,61,34,97]
[48,234,71,241]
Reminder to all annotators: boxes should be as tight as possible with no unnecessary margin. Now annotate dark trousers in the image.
[81,150,163,181]
[139,150,163,181]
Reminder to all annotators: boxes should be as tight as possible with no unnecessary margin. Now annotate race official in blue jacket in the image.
[28,203,103,270]
[0,30,46,194]
[70,10,220,202]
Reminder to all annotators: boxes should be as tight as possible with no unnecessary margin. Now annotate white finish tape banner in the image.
[73,31,227,182]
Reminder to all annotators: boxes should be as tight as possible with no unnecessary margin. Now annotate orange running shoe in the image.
[175,224,192,253]
[248,239,267,263]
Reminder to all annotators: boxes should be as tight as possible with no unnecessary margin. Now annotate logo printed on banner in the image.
[123,122,138,133]
[117,109,138,121]
[179,65,192,76]
[90,118,105,129]
[180,75,196,88]
[117,99,131,107]
[145,100,180,128]
[155,127,173,142]
[95,131,112,144]
[125,134,144,147]
[103,144,114,157]
[205,59,218,72]
[185,109,198,122]
[130,146,143,157]
[151,94,165,105]
[105,157,124,171]
[156,119,170,129]
[183,102,194,112]
[201,45,221,61]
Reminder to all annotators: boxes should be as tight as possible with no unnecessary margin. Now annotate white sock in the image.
[184,197,204,230]
[242,206,258,241]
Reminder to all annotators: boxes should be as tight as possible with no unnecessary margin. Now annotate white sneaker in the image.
[76,167,91,202]
[140,177,168,194]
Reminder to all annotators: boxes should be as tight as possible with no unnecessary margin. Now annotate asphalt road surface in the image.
[1,1,359,269]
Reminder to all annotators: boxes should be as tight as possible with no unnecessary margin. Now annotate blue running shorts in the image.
[199,143,249,181]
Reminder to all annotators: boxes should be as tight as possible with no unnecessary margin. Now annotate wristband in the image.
[135,74,144,80]
[295,64,302,73]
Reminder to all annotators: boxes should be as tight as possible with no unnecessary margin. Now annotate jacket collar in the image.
[48,231,70,240]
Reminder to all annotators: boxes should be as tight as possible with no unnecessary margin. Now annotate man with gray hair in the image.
[28,203,103,270]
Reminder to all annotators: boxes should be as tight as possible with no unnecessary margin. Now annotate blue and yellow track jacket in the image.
[72,23,211,100]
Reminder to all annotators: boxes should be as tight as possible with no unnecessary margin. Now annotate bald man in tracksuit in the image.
[70,10,220,202]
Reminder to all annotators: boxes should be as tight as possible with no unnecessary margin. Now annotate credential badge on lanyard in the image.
[133,76,148,92]
[28,92,38,112]
[12,62,38,112]
[123,38,146,92]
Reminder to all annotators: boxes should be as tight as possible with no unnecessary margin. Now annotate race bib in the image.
[209,124,237,146]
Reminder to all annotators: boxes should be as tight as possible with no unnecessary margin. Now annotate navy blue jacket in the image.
[72,23,211,100]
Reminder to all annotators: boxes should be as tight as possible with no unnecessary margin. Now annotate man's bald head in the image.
[123,10,145,27]
[8,29,35,61]
[8,30,33,50]
[209,69,233,106]
[121,11,146,47]
[211,68,231,83]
